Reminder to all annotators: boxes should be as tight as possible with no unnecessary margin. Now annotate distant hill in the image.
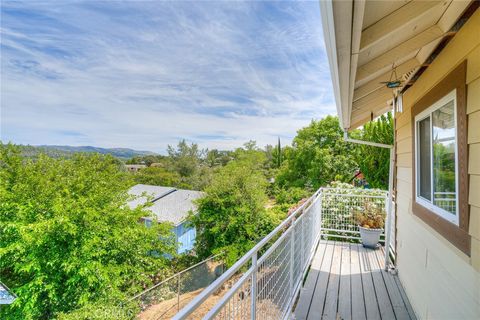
[18,145,158,160]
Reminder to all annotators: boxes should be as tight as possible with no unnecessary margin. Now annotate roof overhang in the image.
[320,0,473,130]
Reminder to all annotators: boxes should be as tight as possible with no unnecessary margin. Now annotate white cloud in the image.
[0,0,335,153]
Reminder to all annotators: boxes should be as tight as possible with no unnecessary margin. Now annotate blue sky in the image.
[1,0,335,153]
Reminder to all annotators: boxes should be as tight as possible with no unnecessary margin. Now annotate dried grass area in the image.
[137,276,240,320]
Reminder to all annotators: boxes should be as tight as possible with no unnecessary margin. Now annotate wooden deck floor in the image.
[293,240,416,320]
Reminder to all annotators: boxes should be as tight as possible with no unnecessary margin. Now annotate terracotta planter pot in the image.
[358,226,383,249]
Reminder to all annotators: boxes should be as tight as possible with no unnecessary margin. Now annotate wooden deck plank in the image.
[351,244,367,320]
[374,248,412,320]
[358,245,381,320]
[366,247,396,320]
[306,241,335,319]
[293,241,416,320]
[322,242,342,320]
[294,240,328,319]
[337,242,352,320]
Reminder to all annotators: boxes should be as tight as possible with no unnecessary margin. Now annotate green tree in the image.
[274,137,282,168]
[353,112,394,189]
[132,166,182,187]
[166,140,204,177]
[205,149,232,167]
[0,144,175,319]
[276,116,357,189]
[125,155,166,166]
[190,150,277,266]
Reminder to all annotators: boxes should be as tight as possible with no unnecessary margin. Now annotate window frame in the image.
[414,89,459,226]
[410,61,470,256]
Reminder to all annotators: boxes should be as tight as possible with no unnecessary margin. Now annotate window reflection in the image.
[432,101,456,215]
[418,117,431,200]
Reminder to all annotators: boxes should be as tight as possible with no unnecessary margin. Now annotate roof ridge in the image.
[151,188,177,203]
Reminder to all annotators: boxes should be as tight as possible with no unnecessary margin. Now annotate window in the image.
[415,90,458,225]
[410,61,470,256]
[143,218,152,228]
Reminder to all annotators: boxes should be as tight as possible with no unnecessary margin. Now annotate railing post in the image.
[319,189,323,237]
[301,216,305,270]
[384,148,395,271]
[250,252,257,320]
[289,218,295,297]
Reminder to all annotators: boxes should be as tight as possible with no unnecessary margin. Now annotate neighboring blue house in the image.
[128,184,204,254]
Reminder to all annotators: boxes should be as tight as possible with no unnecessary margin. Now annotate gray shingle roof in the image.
[128,184,176,208]
[0,282,16,305]
[128,184,204,226]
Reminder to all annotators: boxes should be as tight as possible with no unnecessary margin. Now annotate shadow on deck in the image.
[293,240,416,320]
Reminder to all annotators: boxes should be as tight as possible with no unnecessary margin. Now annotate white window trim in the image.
[414,89,459,226]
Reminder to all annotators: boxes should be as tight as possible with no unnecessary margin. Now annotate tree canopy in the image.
[275,116,358,190]
[189,147,279,266]
[353,112,394,189]
[0,144,175,319]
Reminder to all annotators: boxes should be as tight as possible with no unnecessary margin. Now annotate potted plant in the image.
[353,201,386,249]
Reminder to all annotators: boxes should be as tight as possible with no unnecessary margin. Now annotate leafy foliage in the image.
[353,113,394,189]
[132,166,183,188]
[276,116,357,189]
[0,144,175,319]
[433,143,456,192]
[126,154,166,166]
[190,148,279,266]
[129,140,217,191]
[167,139,205,178]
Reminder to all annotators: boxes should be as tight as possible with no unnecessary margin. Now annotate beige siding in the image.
[468,110,480,143]
[471,205,480,240]
[469,176,480,208]
[470,144,480,174]
[396,121,412,140]
[397,167,412,184]
[396,107,412,128]
[395,10,480,319]
[467,45,480,84]
[467,77,480,113]
[396,153,412,168]
[396,136,412,154]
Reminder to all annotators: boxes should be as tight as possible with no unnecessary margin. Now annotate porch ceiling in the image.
[320,0,472,130]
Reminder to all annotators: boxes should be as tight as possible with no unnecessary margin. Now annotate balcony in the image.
[294,241,415,320]
[167,188,416,320]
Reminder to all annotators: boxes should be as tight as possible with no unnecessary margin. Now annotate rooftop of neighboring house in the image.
[127,184,204,226]
[0,282,16,305]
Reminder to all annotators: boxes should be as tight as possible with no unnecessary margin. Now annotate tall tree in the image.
[276,116,357,189]
[354,112,394,189]
[166,140,204,177]
[190,149,277,266]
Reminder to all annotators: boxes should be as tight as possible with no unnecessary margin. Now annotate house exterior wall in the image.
[174,222,196,254]
[395,10,480,319]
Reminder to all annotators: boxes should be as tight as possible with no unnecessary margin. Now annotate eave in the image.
[320,0,474,130]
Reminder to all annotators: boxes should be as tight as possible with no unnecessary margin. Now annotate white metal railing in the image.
[172,187,391,320]
[320,188,395,263]
[433,191,456,213]
[173,188,323,320]
[320,188,388,241]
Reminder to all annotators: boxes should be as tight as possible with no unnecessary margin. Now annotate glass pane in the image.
[418,117,431,200]
[432,100,456,215]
